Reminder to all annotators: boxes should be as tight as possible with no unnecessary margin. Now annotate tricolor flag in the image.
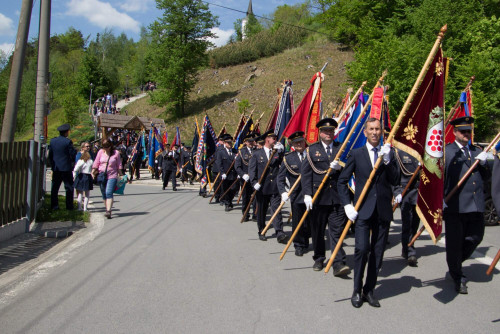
[171,127,181,148]
[274,80,294,142]
[445,89,473,145]
[393,49,446,243]
[148,125,164,172]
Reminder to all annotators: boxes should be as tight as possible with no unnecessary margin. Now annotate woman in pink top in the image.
[92,139,123,218]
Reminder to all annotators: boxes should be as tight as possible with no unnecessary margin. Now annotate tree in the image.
[148,0,219,118]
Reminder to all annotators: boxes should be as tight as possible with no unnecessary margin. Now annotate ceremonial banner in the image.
[171,127,181,148]
[195,115,218,187]
[191,121,200,162]
[141,133,147,162]
[162,130,168,146]
[282,72,323,143]
[369,87,385,119]
[445,90,472,144]
[275,80,294,141]
[148,126,164,172]
[234,117,253,149]
[493,142,500,217]
[393,49,446,243]
[267,87,281,132]
[233,115,247,140]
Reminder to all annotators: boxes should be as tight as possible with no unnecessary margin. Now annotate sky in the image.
[0,0,309,57]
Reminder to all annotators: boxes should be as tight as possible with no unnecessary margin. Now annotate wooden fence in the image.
[0,141,45,227]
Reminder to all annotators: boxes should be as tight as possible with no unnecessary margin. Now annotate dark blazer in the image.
[249,147,283,196]
[215,146,238,181]
[211,145,224,173]
[338,145,400,221]
[394,148,420,205]
[49,135,76,172]
[444,142,489,213]
[301,141,342,206]
[277,151,304,204]
[161,150,179,172]
[179,150,191,167]
[235,147,252,177]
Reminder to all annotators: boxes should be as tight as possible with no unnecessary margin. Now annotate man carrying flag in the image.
[216,134,239,211]
[161,143,179,191]
[235,134,257,221]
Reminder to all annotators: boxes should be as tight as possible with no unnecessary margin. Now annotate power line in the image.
[202,1,329,36]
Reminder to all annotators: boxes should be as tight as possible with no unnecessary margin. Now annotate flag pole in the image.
[392,165,422,212]
[236,181,246,204]
[324,24,448,274]
[487,249,500,275]
[261,176,301,236]
[219,177,240,202]
[336,81,367,123]
[409,131,500,247]
[209,158,237,203]
[280,71,387,261]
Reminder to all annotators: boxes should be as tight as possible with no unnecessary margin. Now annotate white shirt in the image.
[321,141,333,156]
[365,142,381,167]
[74,159,94,174]
[264,146,271,160]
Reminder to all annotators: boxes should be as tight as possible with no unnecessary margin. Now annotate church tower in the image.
[241,0,253,40]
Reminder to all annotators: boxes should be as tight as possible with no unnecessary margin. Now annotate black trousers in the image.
[162,169,177,189]
[240,179,254,215]
[255,192,282,235]
[401,200,420,257]
[291,202,310,249]
[220,178,238,205]
[129,161,141,180]
[311,204,347,264]
[213,173,222,200]
[353,210,390,294]
[444,212,484,282]
[51,171,74,210]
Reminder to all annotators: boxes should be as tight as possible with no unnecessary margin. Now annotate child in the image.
[73,151,94,211]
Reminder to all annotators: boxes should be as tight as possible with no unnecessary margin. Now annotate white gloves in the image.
[72,171,76,179]
[281,192,289,203]
[242,174,250,182]
[274,142,284,153]
[253,183,261,191]
[304,195,313,211]
[475,152,488,165]
[394,194,402,204]
[179,168,183,172]
[221,173,227,180]
[380,143,391,164]
[344,204,358,221]
[168,151,173,157]
[237,175,241,179]
[155,160,158,164]
[330,160,341,171]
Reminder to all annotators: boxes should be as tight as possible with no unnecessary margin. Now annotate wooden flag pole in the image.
[236,181,246,204]
[279,71,387,261]
[336,81,367,123]
[219,177,240,202]
[208,172,220,195]
[261,176,301,236]
[409,131,500,247]
[209,158,237,203]
[486,249,500,275]
[392,165,422,212]
[324,25,448,274]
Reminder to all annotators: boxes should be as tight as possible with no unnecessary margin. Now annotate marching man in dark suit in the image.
[216,134,239,211]
[394,148,420,267]
[302,118,350,275]
[338,117,400,308]
[211,135,225,204]
[248,130,286,242]
[277,131,310,256]
[161,144,179,191]
[444,116,489,294]
[235,134,256,221]
[49,123,77,210]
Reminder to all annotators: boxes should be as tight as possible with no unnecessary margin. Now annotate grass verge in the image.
[37,195,90,223]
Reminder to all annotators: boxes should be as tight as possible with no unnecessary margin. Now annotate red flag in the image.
[267,87,281,131]
[369,87,385,119]
[283,72,323,144]
[393,49,446,243]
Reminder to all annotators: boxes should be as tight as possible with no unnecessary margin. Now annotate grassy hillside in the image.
[124,38,354,141]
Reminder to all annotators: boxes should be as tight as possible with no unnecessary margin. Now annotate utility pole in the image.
[0,0,34,142]
[34,0,51,144]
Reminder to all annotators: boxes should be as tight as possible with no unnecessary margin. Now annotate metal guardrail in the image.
[0,140,45,228]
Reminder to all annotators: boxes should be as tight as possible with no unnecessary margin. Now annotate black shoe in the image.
[362,291,380,307]
[259,234,267,241]
[251,215,257,221]
[214,199,220,204]
[173,188,177,191]
[351,292,363,308]
[333,264,351,277]
[455,280,468,294]
[401,252,408,260]
[407,256,418,267]
[295,248,304,257]
[243,215,249,222]
[162,186,165,190]
[313,259,324,271]
[225,205,231,212]
[277,232,287,244]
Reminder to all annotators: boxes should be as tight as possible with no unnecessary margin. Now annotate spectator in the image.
[75,141,92,162]
[92,139,123,219]
[73,151,94,211]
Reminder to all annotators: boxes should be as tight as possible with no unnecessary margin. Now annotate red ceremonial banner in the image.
[282,75,316,138]
[369,87,384,119]
[306,88,321,144]
[393,49,446,243]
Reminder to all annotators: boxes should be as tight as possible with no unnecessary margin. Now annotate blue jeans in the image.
[100,178,117,200]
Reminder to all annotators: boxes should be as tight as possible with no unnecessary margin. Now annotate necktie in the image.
[372,147,378,165]
[462,147,470,160]
[326,145,331,160]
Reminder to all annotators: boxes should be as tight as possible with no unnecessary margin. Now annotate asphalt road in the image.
[1,180,499,333]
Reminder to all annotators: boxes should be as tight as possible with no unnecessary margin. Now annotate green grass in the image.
[37,195,90,223]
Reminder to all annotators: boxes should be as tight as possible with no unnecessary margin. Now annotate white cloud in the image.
[208,27,234,47]
[0,12,15,36]
[119,0,153,13]
[66,0,140,33]
[0,42,14,56]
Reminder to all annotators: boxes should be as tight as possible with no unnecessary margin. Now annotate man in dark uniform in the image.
[248,129,286,242]
[235,134,257,221]
[181,146,195,185]
[338,117,400,308]
[444,116,489,294]
[277,131,310,256]
[301,118,349,275]
[49,123,77,210]
[161,144,179,191]
[211,135,225,204]
[215,134,239,211]
[127,140,141,182]
[394,148,420,267]
[179,145,192,184]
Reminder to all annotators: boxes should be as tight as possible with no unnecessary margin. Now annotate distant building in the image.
[241,0,253,40]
